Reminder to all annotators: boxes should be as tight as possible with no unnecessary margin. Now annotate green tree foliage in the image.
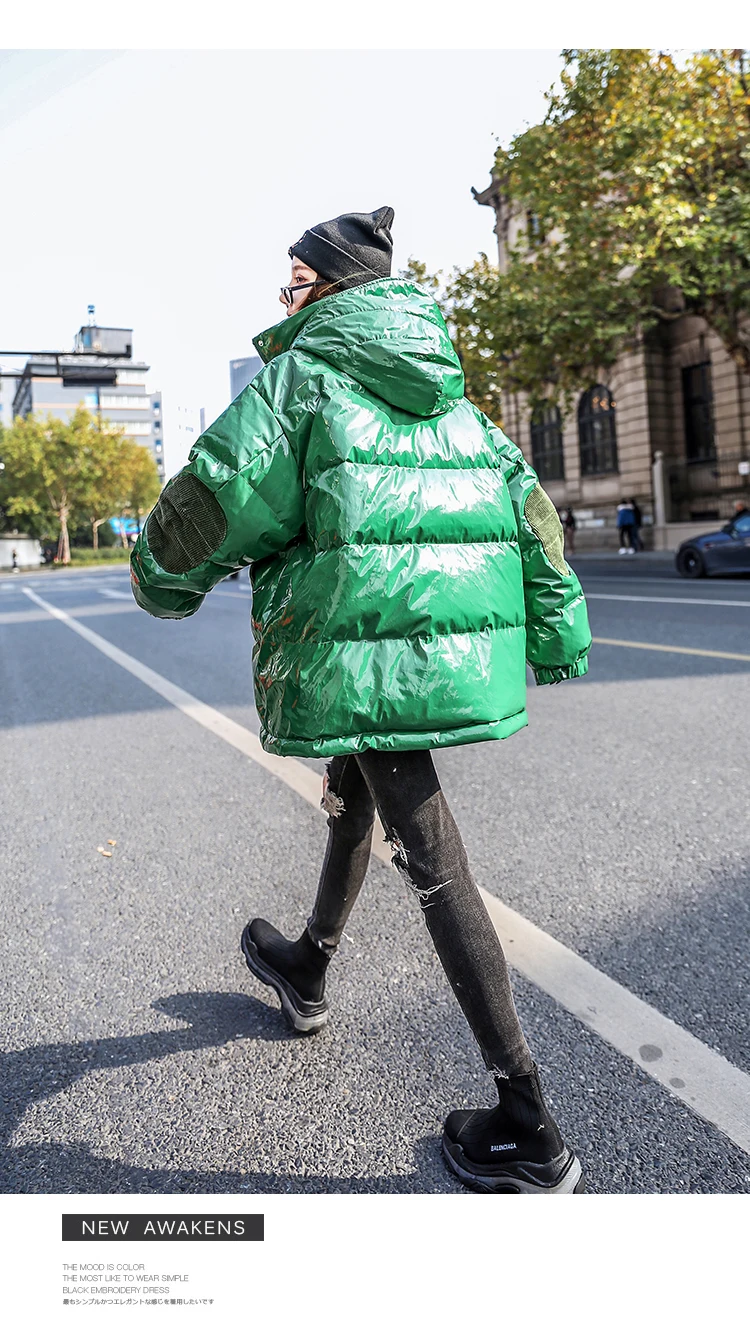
[451,48,750,409]
[0,407,161,561]
[122,437,161,527]
[86,435,160,549]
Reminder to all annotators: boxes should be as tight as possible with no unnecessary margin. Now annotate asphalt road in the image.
[1,555,749,1194]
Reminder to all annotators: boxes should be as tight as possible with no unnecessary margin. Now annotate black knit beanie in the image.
[289,206,394,291]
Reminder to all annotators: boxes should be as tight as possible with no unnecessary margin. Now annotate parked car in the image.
[676,512,750,577]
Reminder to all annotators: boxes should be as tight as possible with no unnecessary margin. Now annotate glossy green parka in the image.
[131,279,591,756]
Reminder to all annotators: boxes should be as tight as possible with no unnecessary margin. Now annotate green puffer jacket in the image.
[131,279,591,757]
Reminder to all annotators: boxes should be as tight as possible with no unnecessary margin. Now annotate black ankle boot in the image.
[241,919,330,1034]
[442,1065,585,1193]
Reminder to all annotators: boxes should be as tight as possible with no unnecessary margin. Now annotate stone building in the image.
[473,181,750,550]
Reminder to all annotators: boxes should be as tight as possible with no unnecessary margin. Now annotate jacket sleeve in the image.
[130,385,305,619]
[482,417,591,684]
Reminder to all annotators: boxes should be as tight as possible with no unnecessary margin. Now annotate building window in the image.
[530,406,565,482]
[100,395,150,409]
[526,211,545,245]
[102,420,153,436]
[682,362,715,463]
[578,385,618,476]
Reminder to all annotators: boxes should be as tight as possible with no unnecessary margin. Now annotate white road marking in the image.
[97,588,135,600]
[22,584,750,1157]
[481,898,750,1154]
[581,574,750,590]
[593,636,750,663]
[23,579,114,592]
[1,602,139,625]
[586,592,750,608]
[580,563,743,575]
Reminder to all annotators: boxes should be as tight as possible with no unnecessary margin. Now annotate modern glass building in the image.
[229,355,262,402]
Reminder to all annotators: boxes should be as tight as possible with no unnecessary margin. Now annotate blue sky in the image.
[0,49,564,477]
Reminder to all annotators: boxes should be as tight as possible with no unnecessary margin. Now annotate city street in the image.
[1,557,749,1194]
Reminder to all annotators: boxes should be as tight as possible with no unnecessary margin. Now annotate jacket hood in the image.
[253,279,465,418]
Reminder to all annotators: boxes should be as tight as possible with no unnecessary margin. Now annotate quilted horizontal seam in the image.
[264,623,525,648]
[311,537,520,550]
[311,460,506,475]
[211,429,288,485]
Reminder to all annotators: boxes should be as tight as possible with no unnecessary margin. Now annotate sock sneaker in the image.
[442,1065,585,1194]
[241,919,330,1034]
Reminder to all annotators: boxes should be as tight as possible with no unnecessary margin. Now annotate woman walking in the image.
[131,207,591,1194]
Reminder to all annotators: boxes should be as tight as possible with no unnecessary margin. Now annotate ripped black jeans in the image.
[308,749,533,1078]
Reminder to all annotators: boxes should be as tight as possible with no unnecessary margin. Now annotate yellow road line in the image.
[593,636,750,663]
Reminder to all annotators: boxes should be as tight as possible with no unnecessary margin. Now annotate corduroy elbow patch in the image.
[524,483,569,576]
[147,473,228,574]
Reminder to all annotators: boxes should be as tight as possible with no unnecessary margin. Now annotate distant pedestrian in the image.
[733,500,749,520]
[11,548,19,572]
[131,206,592,1195]
[629,498,644,551]
[617,499,636,554]
[561,506,576,555]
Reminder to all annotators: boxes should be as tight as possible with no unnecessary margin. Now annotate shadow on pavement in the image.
[1,991,457,1194]
[1,991,459,1195]
[5,1140,451,1196]
[1,993,282,1185]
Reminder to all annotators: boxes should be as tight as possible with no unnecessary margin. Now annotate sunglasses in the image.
[280,281,318,305]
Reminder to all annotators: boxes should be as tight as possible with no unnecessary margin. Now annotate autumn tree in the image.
[86,436,160,548]
[449,49,750,409]
[0,408,160,561]
[85,429,131,549]
[121,439,160,534]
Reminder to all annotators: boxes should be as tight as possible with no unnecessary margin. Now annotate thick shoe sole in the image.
[241,924,329,1035]
[442,1135,586,1194]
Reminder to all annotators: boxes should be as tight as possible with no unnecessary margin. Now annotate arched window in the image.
[682,362,716,463]
[530,406,565,482]
[578,385,618,476]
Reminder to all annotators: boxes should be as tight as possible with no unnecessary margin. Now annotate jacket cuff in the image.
[533,654,589,686]
[130,568,202,620]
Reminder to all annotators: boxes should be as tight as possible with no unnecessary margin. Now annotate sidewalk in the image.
[0,562,129,582]
[572,549,676,563]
